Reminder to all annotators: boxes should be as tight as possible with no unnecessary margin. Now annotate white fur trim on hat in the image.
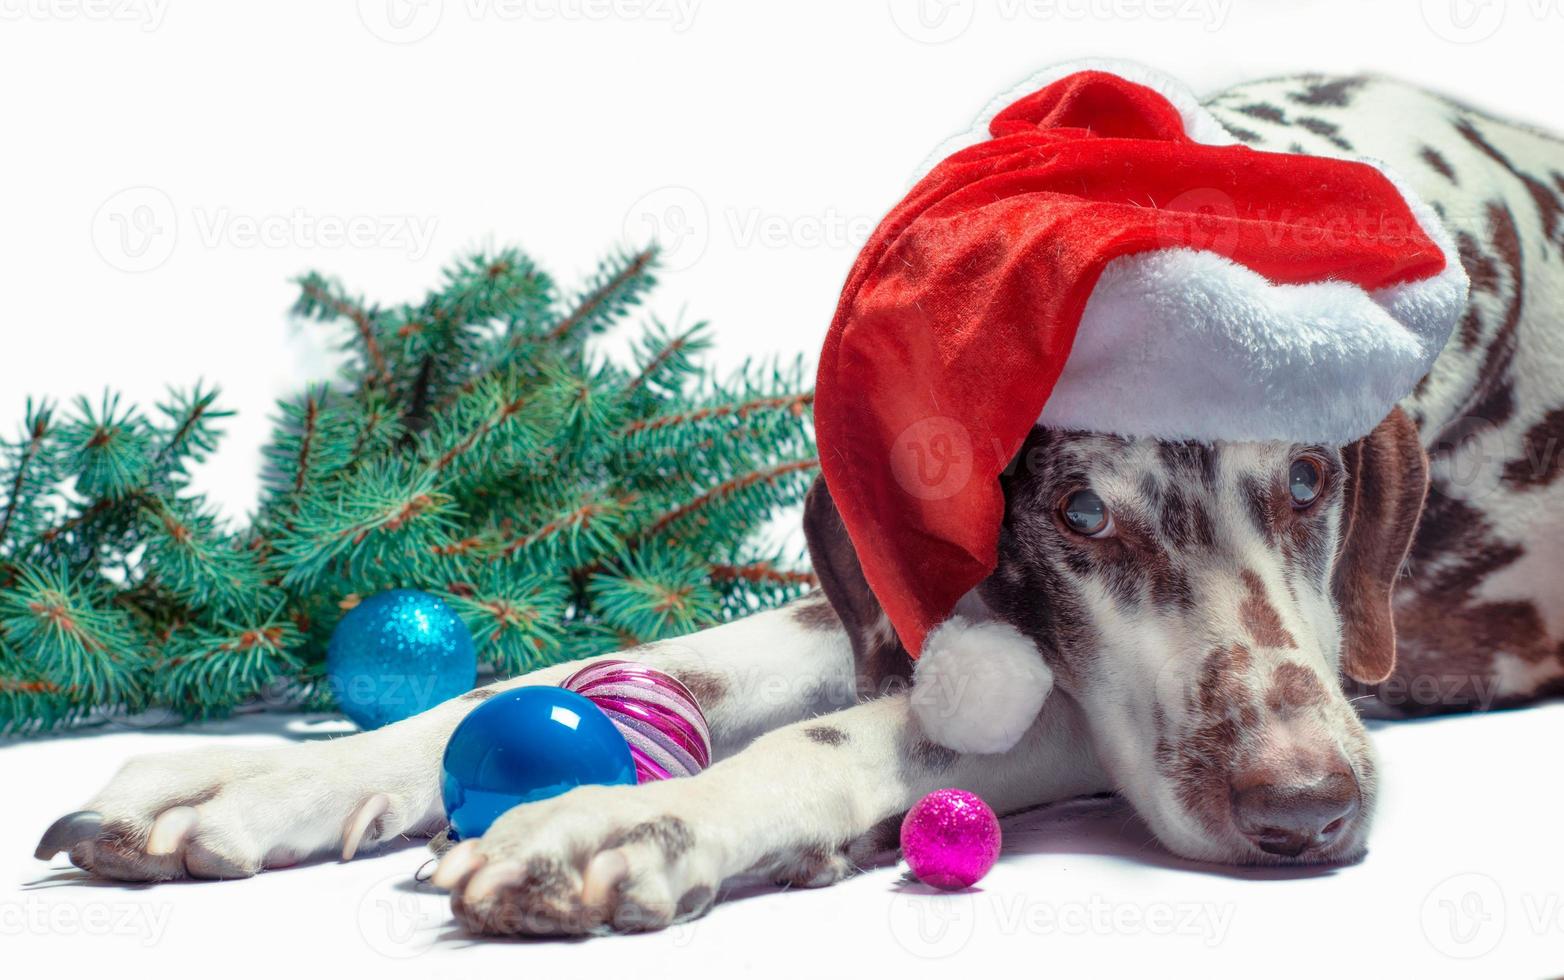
[1037,241,1466,445]
[916,57,1468,446]
[911,617,1053,755]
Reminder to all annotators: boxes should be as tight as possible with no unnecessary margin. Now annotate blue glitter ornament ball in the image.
[441,686,637,841]
[327,589,477,730]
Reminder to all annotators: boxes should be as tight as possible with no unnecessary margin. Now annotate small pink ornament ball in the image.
[900,788,1001,890]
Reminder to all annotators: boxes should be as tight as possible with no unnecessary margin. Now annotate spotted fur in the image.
[1208,74,1564,712]
[38,73,1564,936]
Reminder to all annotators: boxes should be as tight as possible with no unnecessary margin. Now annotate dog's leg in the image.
[33,598,857,881]
[436,689,1107,936]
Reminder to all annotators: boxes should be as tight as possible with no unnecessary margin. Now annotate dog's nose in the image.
[1230,771,1359,858]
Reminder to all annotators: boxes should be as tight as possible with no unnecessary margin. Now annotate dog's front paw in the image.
[431,783,732,936]
[34,744,429,881]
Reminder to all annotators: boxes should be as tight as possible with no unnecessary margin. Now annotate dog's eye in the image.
[1288,456,1325,508]
[1060,489,1113,537]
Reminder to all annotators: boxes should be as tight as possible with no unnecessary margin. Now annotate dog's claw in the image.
[341,793,390,861]
[582,848,630,909]
[430,838,484,890]
[463,859,523,905]
[35,810,103,861]
[147,806,199,856]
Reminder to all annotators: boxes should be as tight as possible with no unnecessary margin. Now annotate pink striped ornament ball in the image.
[562,660,712,783]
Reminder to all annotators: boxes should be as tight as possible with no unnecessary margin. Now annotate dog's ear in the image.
[1333,407,1429,685]
[802,476,911,687]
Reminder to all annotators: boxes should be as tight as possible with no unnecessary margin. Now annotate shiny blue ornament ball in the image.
[441,687,637,841]
[327,589,477,730]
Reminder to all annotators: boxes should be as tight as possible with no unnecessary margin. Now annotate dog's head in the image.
[806,408,1428,865]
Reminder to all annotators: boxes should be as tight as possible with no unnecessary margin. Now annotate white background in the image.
[3,1,1563,977]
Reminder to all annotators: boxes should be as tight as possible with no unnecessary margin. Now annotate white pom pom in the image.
[911,616,1053,755]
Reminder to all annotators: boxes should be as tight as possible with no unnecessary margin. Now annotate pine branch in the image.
[154,384,231,477]
[4,242,816,733]
[625,321,711,396]
[430,388,536,475]
[640,457,819,541]
[294,274,389,386]
[0,564,146,708]
[589,543,721,641]
[291,391,324,496]
[155,617,303,717]
[493,494,630,563]
[544,247,657,343]
[442,567,569,674]
[0,400,54,551]
[622,391,813,436]
[708,560,818,588]
[62,394,153,502]
[271,462,461,590]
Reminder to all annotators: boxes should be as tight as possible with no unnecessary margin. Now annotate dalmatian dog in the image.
[34,72,1564,936]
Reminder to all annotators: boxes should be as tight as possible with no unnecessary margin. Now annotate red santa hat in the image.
[814,61,1466,754]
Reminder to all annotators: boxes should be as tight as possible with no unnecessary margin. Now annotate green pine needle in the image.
[1,242,816,733]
